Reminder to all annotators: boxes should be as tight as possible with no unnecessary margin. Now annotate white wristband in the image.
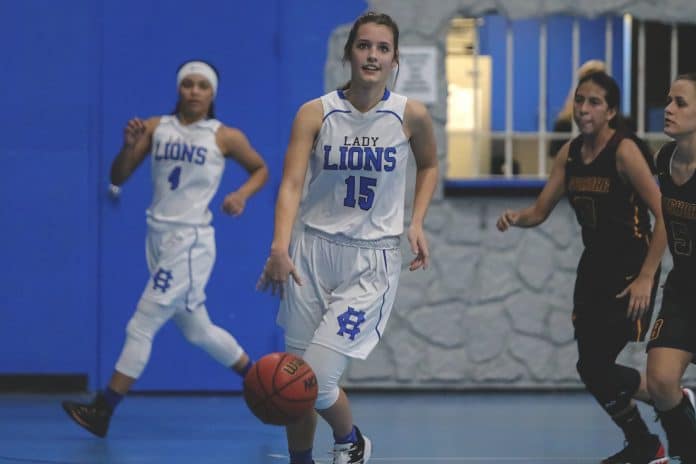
[108,183,122,198]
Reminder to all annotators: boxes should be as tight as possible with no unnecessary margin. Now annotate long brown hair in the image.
[340,12,400,90]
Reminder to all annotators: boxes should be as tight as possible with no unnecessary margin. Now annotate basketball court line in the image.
[268,454,601,462]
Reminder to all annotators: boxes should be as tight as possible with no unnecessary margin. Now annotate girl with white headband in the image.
[62,59,269,438]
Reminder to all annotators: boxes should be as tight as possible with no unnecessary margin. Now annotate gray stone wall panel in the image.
[325,1,696,388]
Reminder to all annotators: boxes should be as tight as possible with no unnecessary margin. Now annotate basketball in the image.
[243,352,318,425]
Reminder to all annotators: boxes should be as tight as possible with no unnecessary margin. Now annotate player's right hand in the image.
[616,273,653,321]
[496,209,519,231]
[123,118,147,149]
[107,183,121,202]
[256,252,302,299]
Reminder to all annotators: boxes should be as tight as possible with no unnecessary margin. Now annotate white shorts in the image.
[277,227,401,360]
[140,218,215,311]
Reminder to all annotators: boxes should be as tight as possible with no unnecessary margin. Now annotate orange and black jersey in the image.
[565,131,652,250]
[656,141,696,294]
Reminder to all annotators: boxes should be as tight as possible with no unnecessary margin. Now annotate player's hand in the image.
[407,223,430,271]
[616,273,652,321]
[256,251,302,298]
[222,191,246,216]
[123,118,147,149]
[496,209,520,231]
[107,183,121,202]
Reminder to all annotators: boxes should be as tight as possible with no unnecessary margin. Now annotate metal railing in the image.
[453,16,676,180]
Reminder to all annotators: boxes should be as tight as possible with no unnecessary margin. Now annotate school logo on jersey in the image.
[567,176,610,194]
[152,140,207,165]
[336,306,366,341]
[322,136,396,172]
[663,196,696,220]
[152,268,174,293]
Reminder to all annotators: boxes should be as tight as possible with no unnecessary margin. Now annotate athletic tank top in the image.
[656,141,696,292]
[146,115,224,226]
[565,131,652,250]
[300,89,411,240]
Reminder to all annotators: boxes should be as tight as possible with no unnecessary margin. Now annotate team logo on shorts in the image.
[337,307,366,341]
[650,318,664,341]
[152,268,174,293]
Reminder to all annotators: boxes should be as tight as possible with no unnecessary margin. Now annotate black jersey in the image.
[565,131,652,250]
[656,141,696,293]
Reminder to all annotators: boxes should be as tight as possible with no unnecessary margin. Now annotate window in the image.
[444,14,682,195]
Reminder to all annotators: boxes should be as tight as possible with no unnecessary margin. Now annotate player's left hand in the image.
[616,273,652,321]
[222,191,246,216]
[407,223,430,271]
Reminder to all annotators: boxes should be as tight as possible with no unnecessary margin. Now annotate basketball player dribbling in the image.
[62,60,268,438]
[256,12,438,464]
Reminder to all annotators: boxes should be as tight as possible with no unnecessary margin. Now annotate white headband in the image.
[177,61,218,96]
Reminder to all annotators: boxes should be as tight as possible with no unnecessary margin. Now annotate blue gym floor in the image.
[0,392,667,463]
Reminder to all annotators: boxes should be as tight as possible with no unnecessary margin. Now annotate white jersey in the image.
[146,115,225,226]
[300,89,411,240]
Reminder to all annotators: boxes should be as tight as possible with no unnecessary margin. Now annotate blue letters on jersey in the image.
[322,136,396,172]
[153,140,206,165]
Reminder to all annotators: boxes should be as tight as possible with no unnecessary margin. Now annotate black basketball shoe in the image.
[62,394,112,438]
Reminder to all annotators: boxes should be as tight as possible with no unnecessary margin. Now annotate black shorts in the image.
[647,284,696,362]
[572,248,659,342]
[573,305,654,343]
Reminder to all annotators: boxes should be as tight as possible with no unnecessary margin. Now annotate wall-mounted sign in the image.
[393,46,438,104]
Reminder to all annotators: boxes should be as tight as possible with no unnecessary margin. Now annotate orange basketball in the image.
[243,352,318,425]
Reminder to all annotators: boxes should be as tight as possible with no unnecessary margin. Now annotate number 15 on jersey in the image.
[344,175,377,211]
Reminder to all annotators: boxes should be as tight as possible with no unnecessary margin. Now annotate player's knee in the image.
[312,361,341,410]
[179,321,207,346]
[576,357,624,384]
[178,318,217,351]
[178,318,243,366]
[576,358,599,386]
[314,384,340,410]
[127,300,169,340]
[301,344,348,411]
[647,370,678,402]
[578,360,639,415]
[125,314,155,343]
[576,358,611,397]
[614,364,641,396]
[116,306,163,378]
[175,307,214,347]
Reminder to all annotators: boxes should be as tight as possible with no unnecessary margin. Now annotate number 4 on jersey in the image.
[344,175,377,211]
[168,166,182,190]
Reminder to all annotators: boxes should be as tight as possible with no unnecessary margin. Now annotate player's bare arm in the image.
[404,99,438,271]
[257,99,322,295]
[217,126,269,216]
[497,142,569,231]
[615,138,667,318]
[110,117,159,186]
